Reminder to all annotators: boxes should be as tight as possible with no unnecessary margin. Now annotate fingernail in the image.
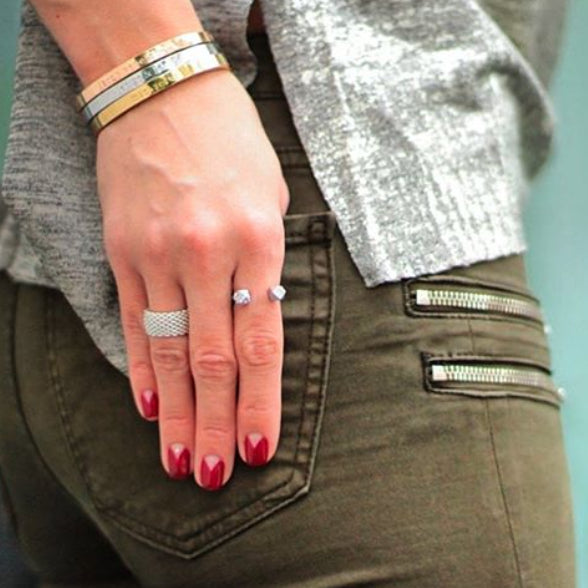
[168,443,191,479]
[244,433,269,466]
[140,389,158,419]
[200,454,225,491]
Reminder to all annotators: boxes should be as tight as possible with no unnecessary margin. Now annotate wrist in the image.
[95,66,240,142]
[30,0,204,86]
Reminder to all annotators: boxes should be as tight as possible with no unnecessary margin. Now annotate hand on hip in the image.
[96,68,290,490]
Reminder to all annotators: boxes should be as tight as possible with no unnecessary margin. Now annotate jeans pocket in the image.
[43,210,337,559]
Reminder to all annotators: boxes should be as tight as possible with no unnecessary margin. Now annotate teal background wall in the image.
[0,2,19,143]
[523,0,588,584]
[0,0,586,585]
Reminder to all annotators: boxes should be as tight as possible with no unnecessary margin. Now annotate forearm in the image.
[28,0,204,86]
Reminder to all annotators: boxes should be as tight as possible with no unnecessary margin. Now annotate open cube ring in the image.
[232,285,287,305]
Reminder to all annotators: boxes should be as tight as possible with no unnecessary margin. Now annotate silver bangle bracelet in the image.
[80,41,223,124]
[75,30,216,110]
[88,51,230,134]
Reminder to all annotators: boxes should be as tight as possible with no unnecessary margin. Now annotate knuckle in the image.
[103,225,129,264]
[179,216,226,254]
[143,226,168,260]
[129,358,153,377]
[162,413,193,429]
[240,398,276,419]
[193,350,237,382]
[238,332,281,369]
[200,421,233,441]
[121,311,147,342]
[151,343,190,374]
[240,214,284,252]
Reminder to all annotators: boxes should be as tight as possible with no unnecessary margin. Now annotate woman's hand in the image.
[96,68,290,490]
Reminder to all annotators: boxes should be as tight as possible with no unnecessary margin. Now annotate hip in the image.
[0,29,575,588]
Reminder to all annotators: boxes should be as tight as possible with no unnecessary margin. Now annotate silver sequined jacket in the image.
[0,0,567,376]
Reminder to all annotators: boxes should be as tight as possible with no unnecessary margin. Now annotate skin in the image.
[31,0,287,490]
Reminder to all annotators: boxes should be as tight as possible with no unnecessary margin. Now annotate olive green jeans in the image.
[0,32,575,587]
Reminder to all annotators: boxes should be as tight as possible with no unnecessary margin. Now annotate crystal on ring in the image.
[233,289,252,305]
[268,285,286,301]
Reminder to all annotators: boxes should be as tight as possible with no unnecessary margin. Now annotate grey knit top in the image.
[0,0,566,377]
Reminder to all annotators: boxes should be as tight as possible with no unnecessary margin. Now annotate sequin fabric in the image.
[0,0,566,376]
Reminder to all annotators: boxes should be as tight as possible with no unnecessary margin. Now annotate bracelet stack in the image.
[75,31,231,136]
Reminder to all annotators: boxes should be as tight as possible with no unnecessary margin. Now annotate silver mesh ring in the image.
[143,308,189,337]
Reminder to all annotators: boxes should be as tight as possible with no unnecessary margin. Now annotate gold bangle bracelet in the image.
[75,30,216,110]
[89,51,231,136]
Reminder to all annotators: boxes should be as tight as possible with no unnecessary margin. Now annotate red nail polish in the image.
[200,454,225,490]
[140,389,158,419]
[245,433,269,466]
[168,444,191,479]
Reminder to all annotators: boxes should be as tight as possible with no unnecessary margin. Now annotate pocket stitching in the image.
[46,289,97,497]
[404,274,539,300]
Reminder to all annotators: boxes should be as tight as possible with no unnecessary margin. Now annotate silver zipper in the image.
[428,361,564,402]
[410,284,544,323]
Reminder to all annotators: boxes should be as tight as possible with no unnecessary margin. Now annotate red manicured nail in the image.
[168,443,191,479]
[200,455,225,491]
[245,433,269,466]
[140,389,158,419]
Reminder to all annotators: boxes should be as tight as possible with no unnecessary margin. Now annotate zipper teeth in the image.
[413,287,543,322]
[430,363,555,392]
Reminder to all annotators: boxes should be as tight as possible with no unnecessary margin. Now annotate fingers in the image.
[113,265,160,422]
[113,214,286,491]
[233,223,286,467]
[181,261,237,491]
[142,272,195,480]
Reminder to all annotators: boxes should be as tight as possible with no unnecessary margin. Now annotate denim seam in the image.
[295,217,334,491]
[286,231,326,241]
[0,472,18,537]
[423,385,561,408]
[403,273,539,302]
[0,278,21,536]
[289,216,318,489]
[422,350,552,373]
[248,92,288,99]
[406,310,547,335]
[2,280,118,575]
[484,401,525,588]
[470,314,524,588]
[44,216,334,558]
[45,289,98,502]
[5,282,90,529]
